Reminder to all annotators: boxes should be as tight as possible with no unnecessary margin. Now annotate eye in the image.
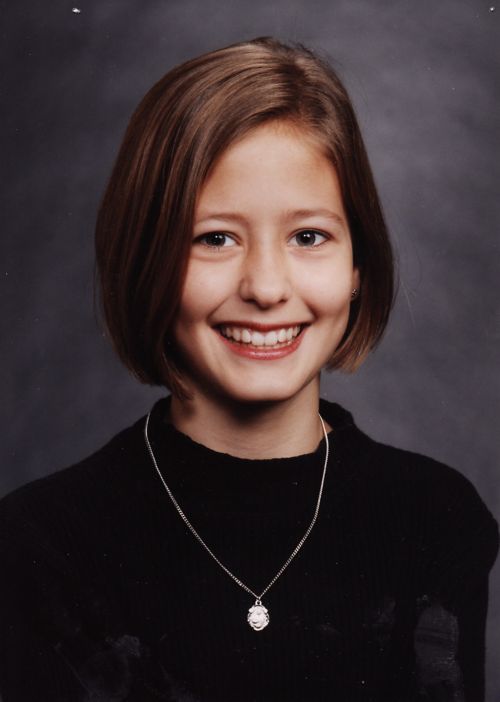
[290,229,329,247]
[195,232,237,249]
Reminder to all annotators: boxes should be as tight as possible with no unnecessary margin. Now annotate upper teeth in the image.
[220,325,301,346]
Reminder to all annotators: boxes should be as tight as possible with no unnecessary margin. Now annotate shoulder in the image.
[322,399,499,560]
[0,410,148,540]
[323,398,491,500]
[367,434,492,518]
[363,434,484,502]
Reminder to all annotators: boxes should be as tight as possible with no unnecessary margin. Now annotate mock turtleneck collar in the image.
[147,396,355,464]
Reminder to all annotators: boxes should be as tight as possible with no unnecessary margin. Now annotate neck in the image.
[168,380,326,459]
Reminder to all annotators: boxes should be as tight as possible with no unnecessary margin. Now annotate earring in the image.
[351,288,359,300]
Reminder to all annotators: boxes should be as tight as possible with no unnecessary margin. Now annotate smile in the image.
[219,324,303,348]
[215,323,307,360]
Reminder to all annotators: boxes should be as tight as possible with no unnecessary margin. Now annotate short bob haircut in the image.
[96,37,394,398]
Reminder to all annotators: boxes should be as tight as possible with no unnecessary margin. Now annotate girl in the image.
[0,37,497,702]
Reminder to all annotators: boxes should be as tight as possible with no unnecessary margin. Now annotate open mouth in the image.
[217,324,306,349]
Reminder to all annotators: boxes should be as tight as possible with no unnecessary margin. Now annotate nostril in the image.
[238,266,292,306]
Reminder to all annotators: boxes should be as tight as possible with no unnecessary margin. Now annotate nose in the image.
[238,242,292,309]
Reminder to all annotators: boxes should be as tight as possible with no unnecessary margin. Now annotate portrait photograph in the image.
[1,1,499,700]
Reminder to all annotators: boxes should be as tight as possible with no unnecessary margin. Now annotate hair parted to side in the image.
[95,37,394,398]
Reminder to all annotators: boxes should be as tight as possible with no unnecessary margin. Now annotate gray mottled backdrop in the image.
[1,0,499,697]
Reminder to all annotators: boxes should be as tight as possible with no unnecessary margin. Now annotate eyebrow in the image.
[195,209,345,226]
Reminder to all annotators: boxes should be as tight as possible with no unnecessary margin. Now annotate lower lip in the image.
[216,328,306,360]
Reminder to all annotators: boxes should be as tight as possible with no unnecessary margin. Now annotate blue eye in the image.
[196,232,236,248]
[290,230,328,247]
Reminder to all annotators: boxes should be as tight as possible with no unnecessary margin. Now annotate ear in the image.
[352,267,361,292]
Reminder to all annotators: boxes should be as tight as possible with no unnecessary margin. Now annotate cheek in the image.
[300,272,353,316]
[176,263,228,324]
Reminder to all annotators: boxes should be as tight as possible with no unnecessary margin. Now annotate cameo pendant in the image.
[247,600,270,631]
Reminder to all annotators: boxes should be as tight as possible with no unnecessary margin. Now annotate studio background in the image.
[1,0,499,697]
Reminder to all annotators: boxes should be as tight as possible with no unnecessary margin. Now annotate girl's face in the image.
[173,121,359,405]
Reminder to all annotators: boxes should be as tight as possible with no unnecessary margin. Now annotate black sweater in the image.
[0,398,498,702]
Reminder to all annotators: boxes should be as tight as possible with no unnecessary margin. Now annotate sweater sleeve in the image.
[415,468,499,702]
[0,496,87,701]
[0,481,153,702]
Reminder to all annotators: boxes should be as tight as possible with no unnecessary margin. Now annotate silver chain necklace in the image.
[144,411,329,631]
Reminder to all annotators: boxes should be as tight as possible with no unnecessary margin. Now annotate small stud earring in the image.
[351,288,359,300]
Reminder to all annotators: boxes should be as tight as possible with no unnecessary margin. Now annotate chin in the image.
[224,387,297,405]
[177,346,325,406]
[210,372,319,406]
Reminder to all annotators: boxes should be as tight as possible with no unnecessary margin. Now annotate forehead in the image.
[196,121,344,220]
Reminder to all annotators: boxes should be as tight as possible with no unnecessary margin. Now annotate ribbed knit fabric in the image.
[0,398,497,702]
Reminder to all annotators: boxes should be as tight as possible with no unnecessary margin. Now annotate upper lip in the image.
[215,321,309,332]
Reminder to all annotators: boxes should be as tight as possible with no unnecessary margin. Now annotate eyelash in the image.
[195,232,236,249]
[291,230,329,247]
[194,229,329,250]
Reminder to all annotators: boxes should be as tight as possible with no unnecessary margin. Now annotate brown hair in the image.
[95,37,394,397]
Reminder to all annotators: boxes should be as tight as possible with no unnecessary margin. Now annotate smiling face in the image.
[172,121,359,406]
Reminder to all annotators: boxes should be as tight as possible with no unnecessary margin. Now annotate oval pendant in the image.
[247,601,269,631]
